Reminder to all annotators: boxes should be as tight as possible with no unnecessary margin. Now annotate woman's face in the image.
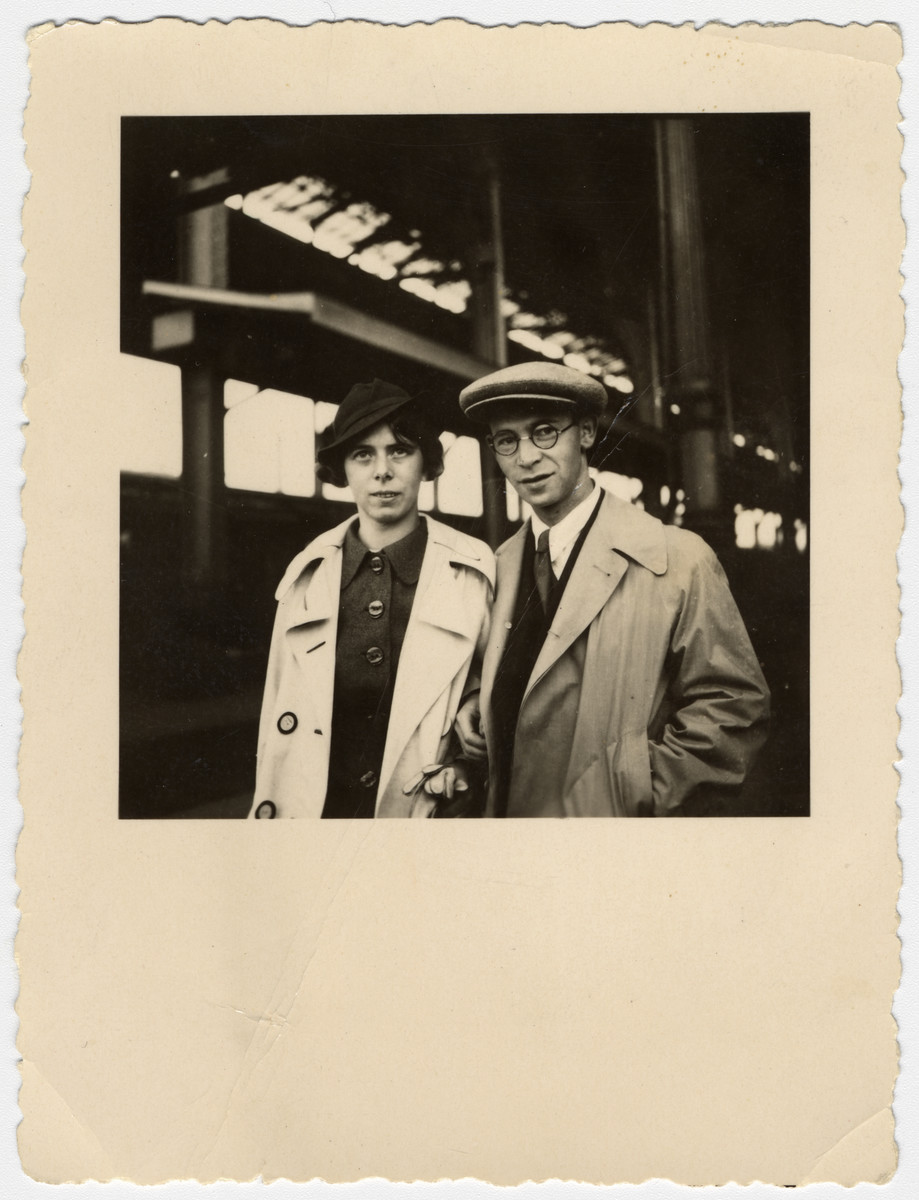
[343,422,425,528]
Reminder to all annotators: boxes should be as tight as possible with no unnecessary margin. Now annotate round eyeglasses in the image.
[487,422,575,457]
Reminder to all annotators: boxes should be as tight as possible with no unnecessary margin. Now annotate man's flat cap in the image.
[459,361,608,423]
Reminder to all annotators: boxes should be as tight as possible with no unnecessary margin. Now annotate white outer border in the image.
[1,3,912,1198]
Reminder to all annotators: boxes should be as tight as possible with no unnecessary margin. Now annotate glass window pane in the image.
[321,481,352,503]
[276,392,316,498]
[734,508,758,550]
[224,388,315,497]
[419,481,436,512]
[315,401,344,500]
[224,394,278,493]
[120,354,182,478]
[506,482,520,523]
[315,401,338,433]
[436,435,483,517]
[593,468,643,504]
[224,378,259,409]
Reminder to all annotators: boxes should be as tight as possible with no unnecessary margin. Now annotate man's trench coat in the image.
[479,489,771,817]
[251,515,494,818]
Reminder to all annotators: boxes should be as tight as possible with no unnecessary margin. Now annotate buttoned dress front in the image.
[322,522,427,818]
[250,515,494,818]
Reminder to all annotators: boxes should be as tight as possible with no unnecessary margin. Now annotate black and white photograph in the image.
[119,112,809,820]
[16,18,902,1189]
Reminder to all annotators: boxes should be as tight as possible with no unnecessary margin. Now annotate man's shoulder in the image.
[593,489,718,576]
[658,519,718,569]
[493,490,719,575]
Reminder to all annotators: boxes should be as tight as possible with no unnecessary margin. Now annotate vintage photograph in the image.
[119,113,809,819]
[20,20,901,1186]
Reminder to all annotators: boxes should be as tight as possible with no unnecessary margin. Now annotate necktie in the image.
[534,528,552,612]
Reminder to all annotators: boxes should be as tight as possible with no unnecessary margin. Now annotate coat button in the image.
[277,711,298,734]
[359,770,378,789]
[369,555,384,574]
[368,600,384,618]
[254,800,277,819]
[365,646,384,665]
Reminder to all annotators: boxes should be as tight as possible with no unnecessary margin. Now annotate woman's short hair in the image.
[316,408,445,489]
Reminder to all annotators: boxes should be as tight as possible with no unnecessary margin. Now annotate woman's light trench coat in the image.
[251,515,494,818]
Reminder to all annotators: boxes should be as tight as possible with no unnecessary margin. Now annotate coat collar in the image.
[487,490,669,713]
[495,488,668,577]
[339,519,428,589]
[407,516,494,638]
[278,512,495,602]
[273,514,354,601]
[596,490,669,575]
[424,515,496,588]
[276,513,494,635]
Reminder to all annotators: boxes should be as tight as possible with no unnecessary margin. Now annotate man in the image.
[456,361,770,817]
[251,379,492,819]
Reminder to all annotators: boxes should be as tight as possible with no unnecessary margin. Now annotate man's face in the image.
[343,422,425,527]
[487,405,597,523]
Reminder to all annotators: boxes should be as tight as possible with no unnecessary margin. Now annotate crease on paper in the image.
[197,825,374,1173]
[213,1004,289,1030]
[19,1058,115,1182]
[798,1106,897,1186]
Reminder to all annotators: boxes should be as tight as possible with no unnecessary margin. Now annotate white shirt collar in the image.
[530,480,603,574]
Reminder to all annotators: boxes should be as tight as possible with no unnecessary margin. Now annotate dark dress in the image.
[322,521,428,819]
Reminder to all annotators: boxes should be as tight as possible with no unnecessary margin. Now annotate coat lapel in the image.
[523,543,626,704]
[276,522,349,743]
[279,557,337,632]
[379,522,492,797]
[479,524,528,747]
[522,491,668,705]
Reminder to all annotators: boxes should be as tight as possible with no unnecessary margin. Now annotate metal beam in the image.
[141,280,494,383]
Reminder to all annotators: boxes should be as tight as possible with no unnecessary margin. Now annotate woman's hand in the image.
[423,760,469,802]
[433,763,481,817]
[403,760,481,817]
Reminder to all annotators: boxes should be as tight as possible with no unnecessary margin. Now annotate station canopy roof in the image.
[122,114,808,468]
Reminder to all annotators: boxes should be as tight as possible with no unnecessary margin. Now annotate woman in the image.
[250,379,494,818]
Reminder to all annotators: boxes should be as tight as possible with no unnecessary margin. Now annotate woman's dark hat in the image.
[459,361,608,423]
[316,379,417,470]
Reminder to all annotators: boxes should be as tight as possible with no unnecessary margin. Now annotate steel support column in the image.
[469,148,509,549]
[654,118,727,544]
[180,364,226,589]
[176,168,230,591]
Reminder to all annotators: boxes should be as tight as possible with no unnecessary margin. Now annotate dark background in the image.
[120,114,809,818]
